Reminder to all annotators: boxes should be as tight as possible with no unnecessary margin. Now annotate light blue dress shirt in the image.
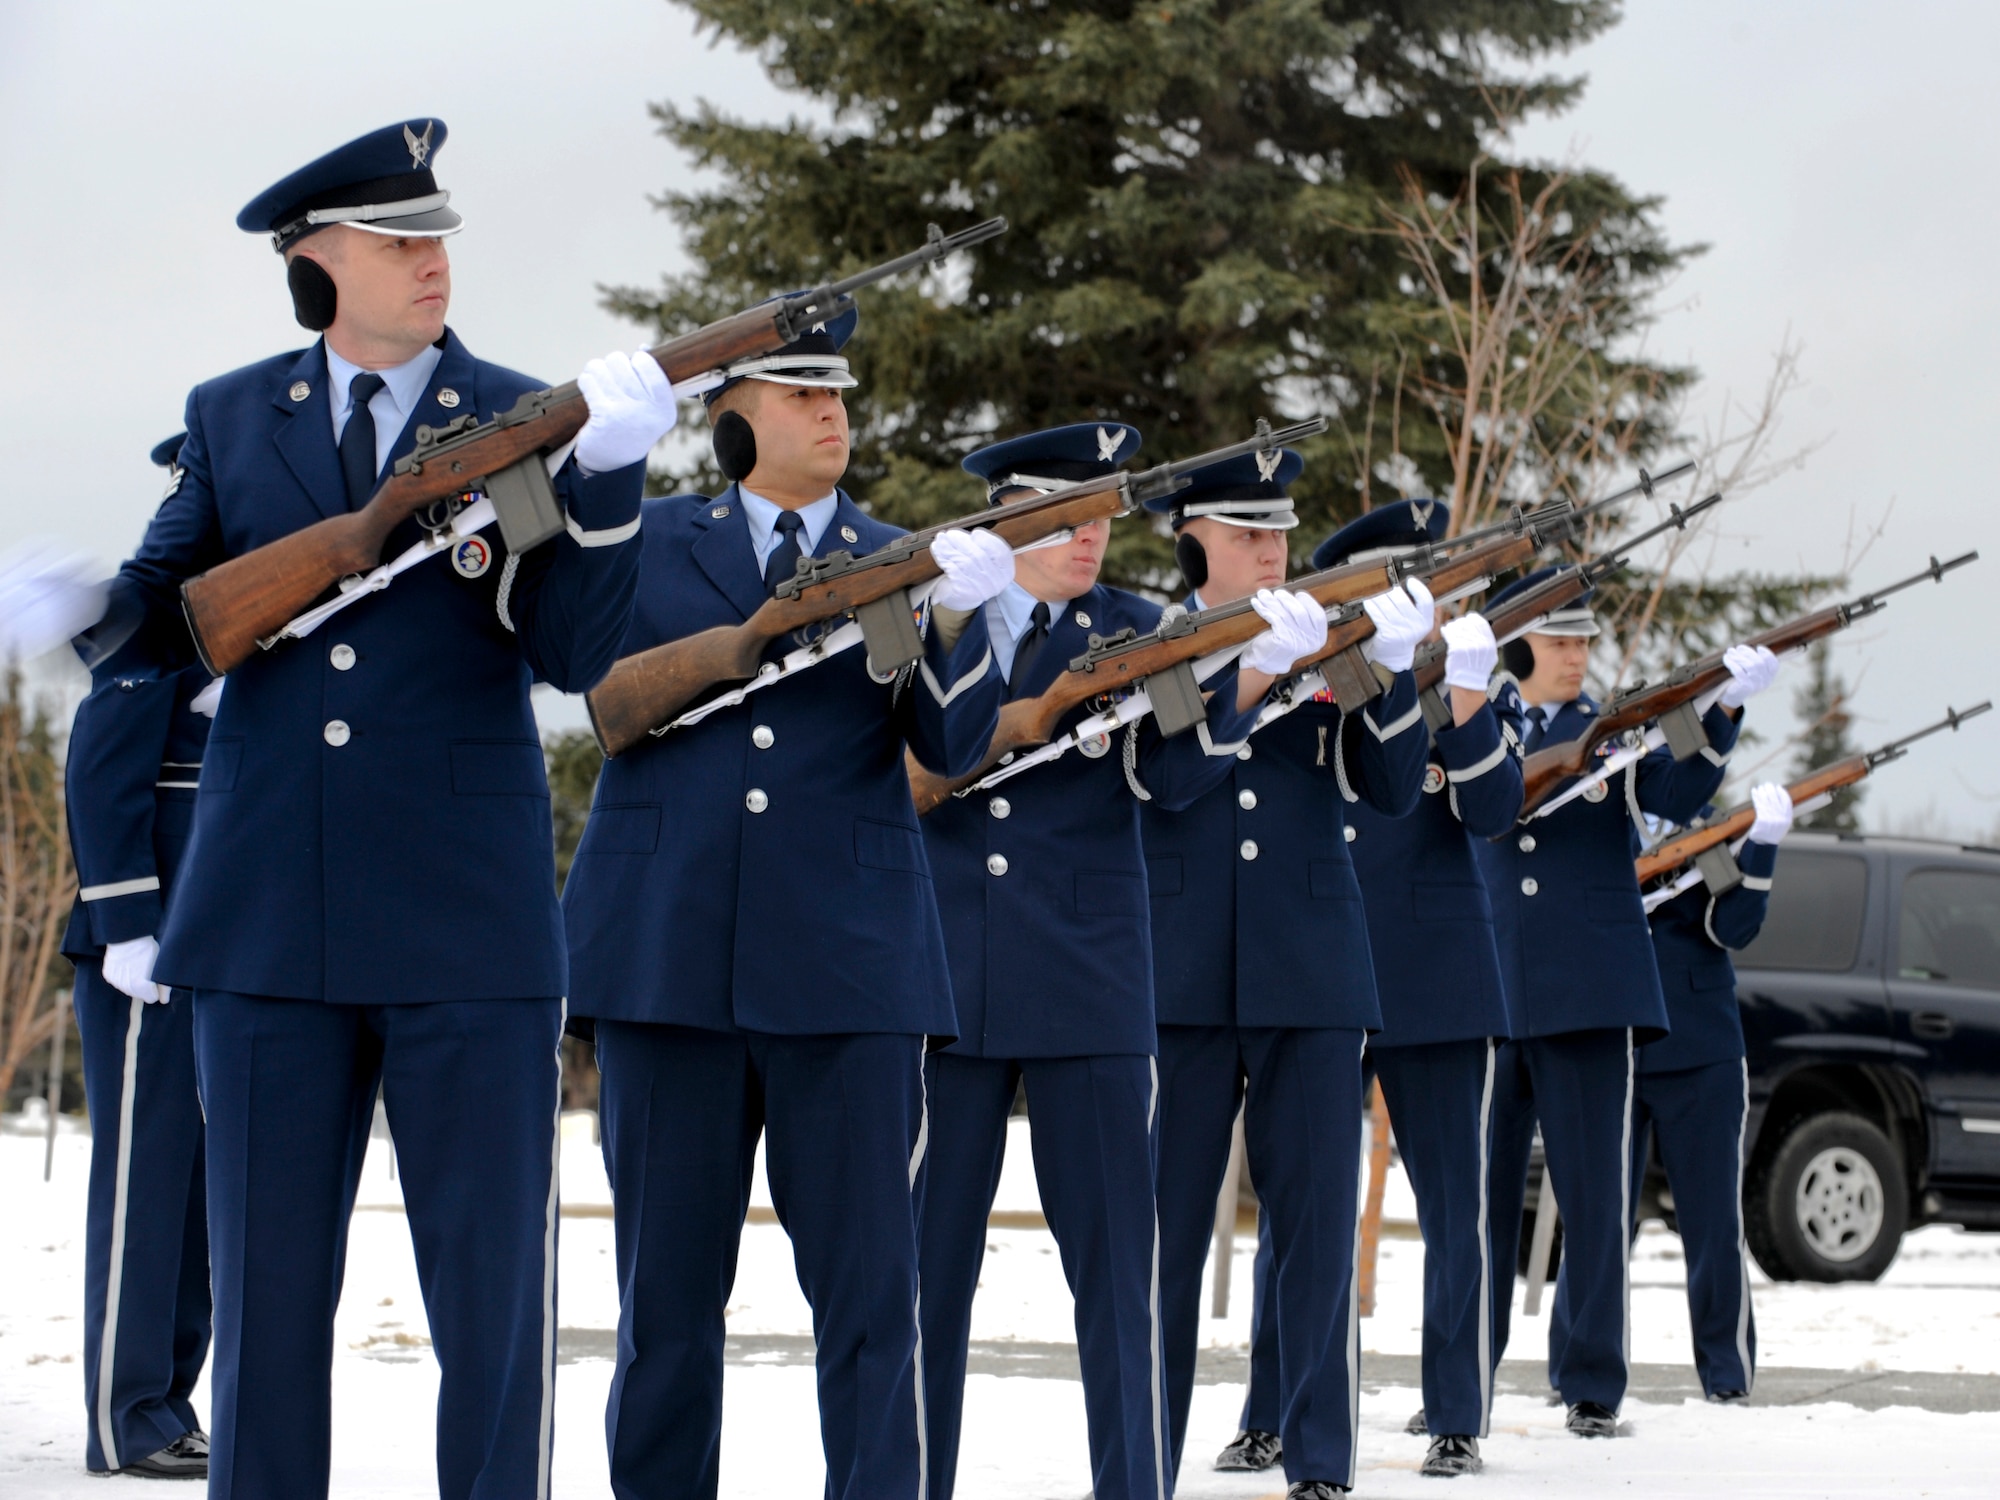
[326,341,445,478]
[738,486,839,573]
[984,581,1070,684]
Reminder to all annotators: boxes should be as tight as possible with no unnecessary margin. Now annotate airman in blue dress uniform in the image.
[99,121,675,1499]
[1143,470,1434,1498]
[1476,570,1779,1437]
[560,307,1011,1500]
[62,436,217,1481]
[1325,499,1520,1479]
[916,424,1329,1500]
[1551,783,1793,1403]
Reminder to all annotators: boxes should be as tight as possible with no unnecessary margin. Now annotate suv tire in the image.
[1745,1111,1907,1283]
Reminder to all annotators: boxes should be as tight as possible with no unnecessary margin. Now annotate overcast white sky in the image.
[2,1,1995,833]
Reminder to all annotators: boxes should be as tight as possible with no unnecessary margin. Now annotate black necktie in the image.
[339,372,387,510]
[1526,706,1552,751]
[763,510,806,595]
[1009,602,1052,695]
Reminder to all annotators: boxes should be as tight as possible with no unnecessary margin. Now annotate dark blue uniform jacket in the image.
[1638,838,1775,1074]
[563,488,1002,1037]
[1475,687,1739,1043]
[62,660,214,960]
[925,584,1259,1058]
[1349,693,1520,1048]
[1146,651,1430,1031]
[112,331,642,1003]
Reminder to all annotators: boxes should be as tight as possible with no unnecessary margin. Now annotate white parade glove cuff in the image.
[1746,782,1795,845]
[575,351,679,474]
[103,935,169,1004]
[1361,578,1434,674]
[928,528,1016,611]
[1718,643,1780,710]
[1441,613,1498,693]
[1239,588,1330,678]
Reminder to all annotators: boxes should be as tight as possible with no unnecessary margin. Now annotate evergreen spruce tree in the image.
[1788,638,1864,833]
[609,0,1695,588]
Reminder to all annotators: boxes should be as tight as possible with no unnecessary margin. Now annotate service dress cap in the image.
[1485,563,1600,637]
[704,295,860,404]
[150,432,189,468]
[1147,447,1303,531]
[238,118,463,251]
[961,422,1143,505]
[1311,497,1451,570]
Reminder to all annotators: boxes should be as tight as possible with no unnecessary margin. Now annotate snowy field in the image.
[7,1111,2000,1496]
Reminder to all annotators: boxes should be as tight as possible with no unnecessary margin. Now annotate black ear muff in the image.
[1174,531,1208,591]
[712,410,758,482]
[1500,637,1536,682]
[287,256,338,332]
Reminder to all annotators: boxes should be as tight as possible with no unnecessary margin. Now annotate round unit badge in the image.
[435,387,461,408]
[451,536,492,579]
[1581,779,1609,803]
[1078,731,1112,759]
[1422,763,1446,795]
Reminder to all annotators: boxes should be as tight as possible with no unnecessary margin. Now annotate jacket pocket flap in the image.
[855,818,928,875]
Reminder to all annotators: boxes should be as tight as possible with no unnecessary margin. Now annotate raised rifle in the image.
[586,416,1329,756]
[178,217,1010,676]
[1635,702,1992,905]
[1519,551,1980,822]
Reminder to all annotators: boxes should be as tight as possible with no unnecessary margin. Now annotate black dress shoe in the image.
[1215,1428,1282,1471]
[118,1431,210,1478]
[1285,1484,1351,1499]
[1565,1401,1619,1438]
[1707,1388,1749,1404]
[1422,1435,1483,1477]
[1406,1406,1428,1435]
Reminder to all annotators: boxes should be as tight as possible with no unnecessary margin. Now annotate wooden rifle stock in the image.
[1633,758,1869,885]
[587,481,1129,756]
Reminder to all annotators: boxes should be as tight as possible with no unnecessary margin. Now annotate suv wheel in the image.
[1745,1112,1908,1282]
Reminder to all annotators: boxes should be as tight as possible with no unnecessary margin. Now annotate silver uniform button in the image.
[987,853,1009,877]
[1518,834,1537,853]
[1521,877,1539,896]
[1237,789,1257,810]
[323,720,350,747]
[1344,824,1357,843]
[752,725,775,749]
[745,788,769,813]
[330,644,356,671]
[1239,839,1259,861]
[988,797,1011,819]
[1237,745,1253,761]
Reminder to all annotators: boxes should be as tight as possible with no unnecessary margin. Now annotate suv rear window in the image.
[1898,868,2000,989]
[1735,850,1868,972]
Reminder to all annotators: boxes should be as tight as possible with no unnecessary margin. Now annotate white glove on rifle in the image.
[1240,588,1330,677]
[0,542,108,660]
[575,352,679,474]
[928,528,1015,611]
[103,936,170,1005]
[1718,643,1781,709]
[1360,577,1435,674]
[1440,612,1498,692]
[1746,781,1795,845]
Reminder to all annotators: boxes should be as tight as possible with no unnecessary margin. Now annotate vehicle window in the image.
[1897,868,2000,990]
[1735,851,1868,972]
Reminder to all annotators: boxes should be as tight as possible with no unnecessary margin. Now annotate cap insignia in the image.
[404,121,435,169]
[1254,448,1282,483]
[1095,426,1124,464]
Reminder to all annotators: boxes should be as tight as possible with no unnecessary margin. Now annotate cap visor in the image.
[1207,513,1298,531]
[744,370,859,391]
[345,206,464,238]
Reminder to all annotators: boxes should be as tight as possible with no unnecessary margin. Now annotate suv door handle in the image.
[1911,1011,1956,1040]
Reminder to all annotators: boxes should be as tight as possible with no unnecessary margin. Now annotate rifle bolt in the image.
[987,797,1011,819]
[986,854,1009,877]
[745,789,768,814]
[1518,834,1537,853]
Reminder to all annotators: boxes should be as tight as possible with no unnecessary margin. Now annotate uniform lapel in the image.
[270,342,347,521]
[689,484,769,621]
[381,330,477,482]
[816,491,872,559]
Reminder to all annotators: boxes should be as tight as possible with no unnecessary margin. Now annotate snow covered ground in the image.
[7,1112,2000,1496]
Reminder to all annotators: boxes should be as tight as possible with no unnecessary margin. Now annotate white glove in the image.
[1718,643,1780,709]
[928,528,1016,611]
[1360,577,1436,674]
[103,936,169,1005]
[575,352,679,474]
[1240,588,1330,678]
[0,542,108,660]
[1441,612,1498,693]
[189,677,223,718]
[1746,782,1795,845]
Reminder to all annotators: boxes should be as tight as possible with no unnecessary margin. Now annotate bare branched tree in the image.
[0,666,73,1103]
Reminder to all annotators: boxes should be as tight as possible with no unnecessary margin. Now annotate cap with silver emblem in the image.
[961,422,1143,506]
[703,295,859,405]
[238,118,463,251]
[1311,496,1451,572]
[1147,447,1304,532]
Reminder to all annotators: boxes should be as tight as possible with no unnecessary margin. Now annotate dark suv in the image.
[1723,831,2000,1282]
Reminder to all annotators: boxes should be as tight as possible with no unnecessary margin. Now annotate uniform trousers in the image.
[1156,1025,1367,1490]
[193,991,564,1500]
[1236,1220,1280,1435]
[917,1051,1165,1500]
[1550,1058,1756,1397]
[73,962,210,1473]
[1372,1038,1499,1440]
[595,1022,926,1500]
[1486,1029,1635,1411]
